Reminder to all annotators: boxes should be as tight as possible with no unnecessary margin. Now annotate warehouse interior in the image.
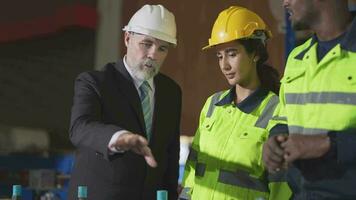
[0,0,355,199]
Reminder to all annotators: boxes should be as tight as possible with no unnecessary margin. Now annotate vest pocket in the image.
[281,68,306,84]
[222,126,267,175]
[239,126,267,141]
[201,118,215,132]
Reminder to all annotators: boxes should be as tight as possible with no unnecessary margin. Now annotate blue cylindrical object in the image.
[12,185,22,197]
[78,186,87,198]
[157,190,168,200]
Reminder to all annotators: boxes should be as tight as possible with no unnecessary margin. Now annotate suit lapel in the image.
[151,75,164,144]
[113,61,146,135]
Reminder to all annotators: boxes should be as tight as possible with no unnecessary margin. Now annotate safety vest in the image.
[278,28,356,197]
[280,38,356,134]
[181,89,291,200]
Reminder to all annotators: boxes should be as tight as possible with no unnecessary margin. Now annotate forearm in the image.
[304,134,330,159]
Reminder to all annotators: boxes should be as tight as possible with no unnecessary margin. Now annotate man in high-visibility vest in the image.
[263,0,356,199]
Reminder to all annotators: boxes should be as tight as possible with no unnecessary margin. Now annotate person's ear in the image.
[124,31,130,47]
[253,55,260,63]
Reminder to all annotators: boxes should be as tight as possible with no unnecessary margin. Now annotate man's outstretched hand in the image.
[111,132,157,167]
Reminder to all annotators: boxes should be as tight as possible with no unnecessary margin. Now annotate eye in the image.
[140,42,152,49]
[228,51,237,57]
[158,46,168,52]
[216,53,223,60]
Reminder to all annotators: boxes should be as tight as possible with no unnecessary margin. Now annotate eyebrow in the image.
[141,38,154,43]
[217,48,237,55]
[224,48,237,53]
[141,38,169,49]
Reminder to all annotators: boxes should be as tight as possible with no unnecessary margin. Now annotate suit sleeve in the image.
[69,72,123,160]
[163,86,182,200]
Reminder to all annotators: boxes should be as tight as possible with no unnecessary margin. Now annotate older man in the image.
[68,4,181,200]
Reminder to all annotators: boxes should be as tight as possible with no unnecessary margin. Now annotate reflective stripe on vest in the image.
[288,125,356,135]
[207,92,279,130]
[255,95,279,129]
[178,187,191,200]
[195,163,206,177]
[285,92,356,105]
[268,169,288,182]
[218,169,268,192]
[187,148,198,162]
[206,91,223,118]
[194,166,269,192]
[271,116,288,122]
[288,125,330,135]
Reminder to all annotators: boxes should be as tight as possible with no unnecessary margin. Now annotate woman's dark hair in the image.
[238,39,281,94]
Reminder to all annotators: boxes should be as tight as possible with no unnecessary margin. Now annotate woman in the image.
[181,6,291,200]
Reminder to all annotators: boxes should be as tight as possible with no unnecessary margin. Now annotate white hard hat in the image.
[123,4,177,45]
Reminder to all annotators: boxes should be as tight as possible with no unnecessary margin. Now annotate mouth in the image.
[144,64,154,69]
[225,73,235,79]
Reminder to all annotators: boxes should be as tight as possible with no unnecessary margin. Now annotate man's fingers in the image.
[268,140,284,157]
[136,135,148,146]
[267,151,284,163]
[262,136,287,173]
[112,133,156,167]
[141,146,157,167]
[144,155,157,168]
[126,134,148,149]
[276,135,288,143]
[130,139,157,168]
[131,148,157,168]
[284,152,298,163]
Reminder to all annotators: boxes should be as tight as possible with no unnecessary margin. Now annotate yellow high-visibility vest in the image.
[182,89,291,200]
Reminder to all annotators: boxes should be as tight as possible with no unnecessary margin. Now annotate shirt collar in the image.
[340,12,356,52]
[295,12,356,60]
[123,56,154,91]
[215,87,269,113]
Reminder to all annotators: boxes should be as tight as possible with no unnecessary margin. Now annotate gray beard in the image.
[131,65,160,81]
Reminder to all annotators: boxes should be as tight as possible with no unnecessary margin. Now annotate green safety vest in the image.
[276,35,356,197]
[181,90,291,200]
[279,39,356,133]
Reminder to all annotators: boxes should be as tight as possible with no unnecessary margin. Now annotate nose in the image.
[220,56,231,71]
[146,46,159,60]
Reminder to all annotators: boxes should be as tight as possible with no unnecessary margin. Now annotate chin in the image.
[292,20,310,31]
[227,80,237,86]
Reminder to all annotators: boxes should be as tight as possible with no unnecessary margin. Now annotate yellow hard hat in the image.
[203,6,272,50]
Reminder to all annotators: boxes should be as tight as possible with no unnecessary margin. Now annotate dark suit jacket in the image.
[68,61,182,200]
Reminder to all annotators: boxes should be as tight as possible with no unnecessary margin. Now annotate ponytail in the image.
[256,64,280,94]
[239,39,281,94]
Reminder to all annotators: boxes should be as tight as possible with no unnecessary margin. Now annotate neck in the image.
[235,83,259,104]
[313,3,352,41]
